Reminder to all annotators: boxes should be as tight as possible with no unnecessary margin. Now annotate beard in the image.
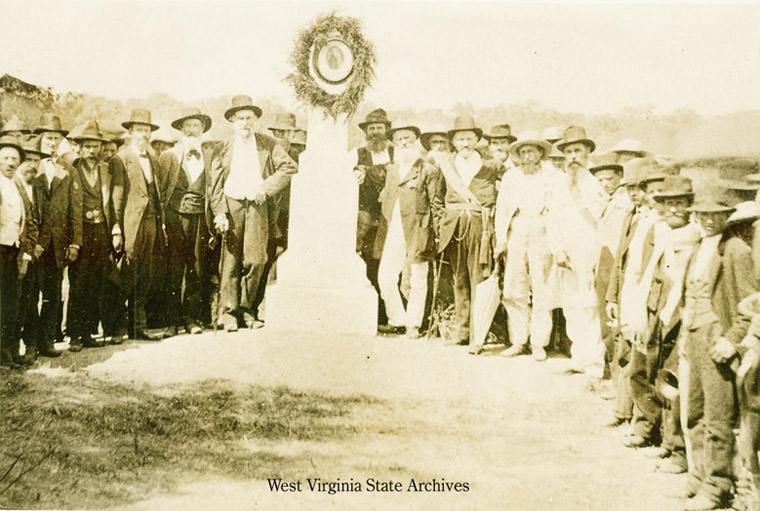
[366,133,387,153]
[396,145,420,166]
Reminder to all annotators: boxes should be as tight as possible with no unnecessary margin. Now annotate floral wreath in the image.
[286,12,376,119]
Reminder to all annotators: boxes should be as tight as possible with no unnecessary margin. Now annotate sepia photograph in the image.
[2,1,760,510]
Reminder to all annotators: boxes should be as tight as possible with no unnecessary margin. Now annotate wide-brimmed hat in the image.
[70,120,108,143]
[358,108,391,131]
[688,196,735,214]
[548,142,565,160]
[447,115,482,140]
[268,112,297,132]
[610,138,646,158]
[652,175,694,201]
[0,116,31,137]
[727,201,760,227]
[509,131,552,160]
[172,107,212,133]
[122,108,159,131]
[20,136,49,159]
[387,120,421,140]
[151,127,177,145]
[557,125,595,153]
[33,113,69,136]
[723,178,760,192]
[484,124,517,144]
[542,126,564,144]
[621,157,650,186]
[291,129,307,146]
[589,152,623,175]
[0,135,26,162]
[224,95,263,121]
[420,125,449,151]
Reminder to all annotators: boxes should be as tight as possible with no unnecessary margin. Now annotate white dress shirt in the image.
[0,174,23,247]
[455,151,482,187]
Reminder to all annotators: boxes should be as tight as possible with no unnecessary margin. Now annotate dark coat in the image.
[110,146,163,260]
[209,132,297,235]
[355,145,394,218]
[373,157,440,262]
[36,159,83,268]
[72,158,114,233]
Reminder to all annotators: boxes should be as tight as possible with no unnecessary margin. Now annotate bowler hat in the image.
[0,135,26,162]
[224,95,263,121]
[268,112,298,132]
[420,125,449,151]
[358,108,392,131]
[652,175,694,201]
[610,138,646,158]
[589,153,623,175]
[122,108,159,131]
[33,113,69,136]
[20,136,49,159]
[172,107,212,133]
[557,125,595,153]
[447,115,482,140]
[70,120,107,143]
[727,201,760,227]
[484,124,517,144]
[0,116,31,137]
[509,131,551,160]
[387,120,421,140]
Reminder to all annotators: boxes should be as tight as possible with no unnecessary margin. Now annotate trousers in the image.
[166,210,210,327]
[67,222,109,338]
[0,244,21,359]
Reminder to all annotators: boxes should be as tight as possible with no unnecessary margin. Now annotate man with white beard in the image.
[551,126,608,383]
[375,122,439,338]
[159,107,217,335]
[494,131,561,361]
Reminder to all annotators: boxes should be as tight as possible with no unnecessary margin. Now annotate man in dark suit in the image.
[430,115,500,346]
[158,107,217,335]
[210,95,297,332]
[111,108,166,341]
[0,136,35,368]
[33,114,82,347]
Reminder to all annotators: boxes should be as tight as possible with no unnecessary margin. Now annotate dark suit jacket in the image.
[355,145,394,219]
[158,143,217,231]
[13,177,40,256]
[36,159,83,268]
[209,132,297,232]
[110,146,163,260]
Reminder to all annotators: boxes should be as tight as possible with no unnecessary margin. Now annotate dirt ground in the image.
[2,330,687,510]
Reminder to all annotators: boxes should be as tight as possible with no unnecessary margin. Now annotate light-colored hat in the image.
[548,142,565,160]
[0,116,31,137]
[172,107,212,133]
[268,112,297,132]
[557,125,595,153]
[387,120,421,140]
[610,138,646,158]
[687,196,735,214]
[291,129,307,146]
[34,113,69,136]
[20,135,49,158]
[589,152,623,175]
[122,108,159,131]
[542,126,564,144]
[224,95,263,121]
[727,201,760,226]
[509,131,552,160]
[447,115,482,140]
[723,178,760,192]
[70,120,107,143]
[651,175,694,201]
[484,124,517,144]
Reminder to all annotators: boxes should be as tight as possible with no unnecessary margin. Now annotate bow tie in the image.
[187,149,201,159]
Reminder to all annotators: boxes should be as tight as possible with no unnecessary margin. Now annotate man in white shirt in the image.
[210,95,297,332]
[0,137,34,368]
[495,131,561,361]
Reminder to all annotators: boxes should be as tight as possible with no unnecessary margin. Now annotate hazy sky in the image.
[3,0,760,116]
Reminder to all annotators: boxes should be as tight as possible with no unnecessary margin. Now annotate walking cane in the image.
[212,230,226,336]
[426,252,445,341]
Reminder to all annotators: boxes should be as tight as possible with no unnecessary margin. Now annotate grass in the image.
[0,372,375,510]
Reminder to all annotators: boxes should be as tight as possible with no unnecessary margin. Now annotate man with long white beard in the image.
[111,108,166,341]
[375,122,438,338]
[551,126,608,383]
[494,131,561,360]
[430,116,500,346]
[159,107,217,335]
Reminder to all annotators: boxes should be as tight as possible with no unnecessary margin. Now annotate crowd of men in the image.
[2,100,760,510]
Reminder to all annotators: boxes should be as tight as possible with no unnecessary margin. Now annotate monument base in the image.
[266,281,377,337]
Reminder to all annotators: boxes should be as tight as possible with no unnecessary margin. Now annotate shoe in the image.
[684,493,721,511]
[378,324,405,336]
[602,416,628,428]
[134,330,164,341]
[406,327,421,339]
[622,434,651,448]
[532,347,547,361]
[39,342,62,357]
[21,346,38,366]
[655,457,686,474]
[644,447,671,459]
[554,366,584,376]
[164,326,179,338]
[500,344,529,358]
[224,321,238,333]
[0,353,20,369]
[468,344,485,355]
[69,337,83,352]
[188,323,203,335]
[82,335,105,348]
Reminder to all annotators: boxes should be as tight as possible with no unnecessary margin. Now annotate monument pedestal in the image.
[266,108,377,336]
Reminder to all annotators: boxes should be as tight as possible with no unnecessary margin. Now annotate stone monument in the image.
[266,14,378,336]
